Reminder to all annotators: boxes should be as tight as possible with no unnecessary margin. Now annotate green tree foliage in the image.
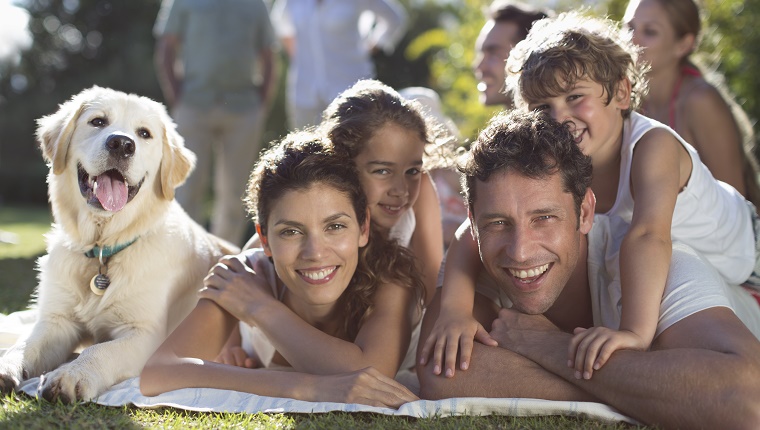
[693,0,760,151]
[375,0,453,90]
[407,0,502,144]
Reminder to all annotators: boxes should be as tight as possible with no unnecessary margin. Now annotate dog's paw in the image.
[0,358,25,394]
[39,363,102,403]
[0,373,21,394]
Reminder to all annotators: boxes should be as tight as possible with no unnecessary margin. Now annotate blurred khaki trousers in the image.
[173,103,265,246]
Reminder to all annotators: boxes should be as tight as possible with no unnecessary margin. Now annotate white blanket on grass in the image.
[1,310,635,424]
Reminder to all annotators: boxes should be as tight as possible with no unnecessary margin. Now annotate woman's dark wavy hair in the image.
[245,130,424,340]
[460,110,592,225]
[506,11,648,117]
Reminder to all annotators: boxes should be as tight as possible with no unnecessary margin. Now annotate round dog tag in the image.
[90,273,110,295]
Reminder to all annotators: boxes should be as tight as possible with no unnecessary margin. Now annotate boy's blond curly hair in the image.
[506,11,648,117]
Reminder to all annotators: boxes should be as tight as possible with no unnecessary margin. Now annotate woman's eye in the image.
[89,117,107,127]
[373,169,390,175]
[327,223,346,231]
[137,128,152,139]
[279,229,300,237]
[406,168,421,176]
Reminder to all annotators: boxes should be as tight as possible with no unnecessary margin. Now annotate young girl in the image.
[624,0,760,207]
[320,79,447,306]
[140,131,423,407]
[420,11,760,381]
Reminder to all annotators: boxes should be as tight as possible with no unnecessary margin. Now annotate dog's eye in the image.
[137,128,152,139]
[89,117,107,127]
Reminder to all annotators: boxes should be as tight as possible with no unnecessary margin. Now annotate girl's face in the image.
[624,0,691,73]
[261,183,369,313]
[353,122,425,231]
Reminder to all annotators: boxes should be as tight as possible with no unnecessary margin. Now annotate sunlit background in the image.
[0,0,758,208]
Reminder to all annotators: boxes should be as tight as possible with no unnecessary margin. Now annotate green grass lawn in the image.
[0,204,49,314]
[0,204,647,429]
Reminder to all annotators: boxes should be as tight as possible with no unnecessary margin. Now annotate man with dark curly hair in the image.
[417,110,760,429]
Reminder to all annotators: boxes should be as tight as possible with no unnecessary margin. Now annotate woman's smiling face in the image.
[261,183,369,312]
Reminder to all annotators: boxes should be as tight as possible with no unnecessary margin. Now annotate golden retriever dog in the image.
[0,86,238,402]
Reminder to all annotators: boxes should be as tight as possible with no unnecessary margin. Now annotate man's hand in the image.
[489,308,560,352]
[418,311,497,378]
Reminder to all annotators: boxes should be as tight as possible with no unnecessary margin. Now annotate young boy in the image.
[419,11,759,380]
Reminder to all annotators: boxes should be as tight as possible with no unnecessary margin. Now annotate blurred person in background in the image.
[474,0,551,107]
[271,0,408,129]
[624,0,760,209]
[153,0,279,246]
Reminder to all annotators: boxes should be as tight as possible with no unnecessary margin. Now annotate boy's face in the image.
[524,76,631,158]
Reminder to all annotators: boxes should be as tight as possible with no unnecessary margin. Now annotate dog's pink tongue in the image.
[95,172,128,212]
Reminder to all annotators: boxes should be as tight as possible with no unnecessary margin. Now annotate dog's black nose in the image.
[105,134,135,159]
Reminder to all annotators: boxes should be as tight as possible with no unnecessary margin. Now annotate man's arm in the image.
[258,47,278,110]
[154,34,182,108]
[492,307,760,429]
[416,290,596,401]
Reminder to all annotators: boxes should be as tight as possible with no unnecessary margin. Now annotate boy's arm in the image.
[569,128,685,377]
[419,218,496,377]
[620,128,683,341]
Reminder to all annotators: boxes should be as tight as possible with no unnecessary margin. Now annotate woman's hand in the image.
[312,367,418,408]
[199,254,275,325]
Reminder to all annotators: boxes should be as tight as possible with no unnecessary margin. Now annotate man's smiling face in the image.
[470,169,589,314]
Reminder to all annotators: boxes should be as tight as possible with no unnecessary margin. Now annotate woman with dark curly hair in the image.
[140,130,423,407]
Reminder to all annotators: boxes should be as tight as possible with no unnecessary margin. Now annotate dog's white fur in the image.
[0,86,237,401]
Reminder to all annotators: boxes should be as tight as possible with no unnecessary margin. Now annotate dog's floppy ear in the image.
[159,119,196,201]
[36,94,88,175]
